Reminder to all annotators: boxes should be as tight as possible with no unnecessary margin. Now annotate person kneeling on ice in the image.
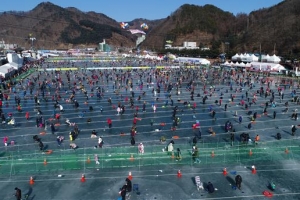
[56,136,64,146]
[59,104,64,112]
[91,130,97,138]
[69,143,77,150]
[98,136,104,148]
[235,175,242,190]
[66,119,75,126]
[7,117,15,125]
[206,182,215,193]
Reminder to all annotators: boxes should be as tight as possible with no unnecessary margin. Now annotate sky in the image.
[1,0,283,22]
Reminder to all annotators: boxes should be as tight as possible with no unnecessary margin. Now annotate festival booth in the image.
[231,53,259,62]
[231,54,240,61]
[7,53,23,69]
[249,62,285,72]
[0,64,16,78]
[221,61,232,67]
[174,57,211,65]
[268,54,281,63]
[261,54,281,63]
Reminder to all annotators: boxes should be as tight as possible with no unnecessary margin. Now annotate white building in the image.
[165,41,199,50]
[7,53,23,69]
[0,40,18,50]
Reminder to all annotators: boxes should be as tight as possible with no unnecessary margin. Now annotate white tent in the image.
[174,57,210,65]
[261,54,270,62]
[240,62,246,67]
[231,53,240,61]
[0,64,15,78]
[7,53,23,69]
[249,62,285,72]
[250,54,259,62]
[245,63,252,68]
[241,54,250,62]
[199,58,211,65]
[233,62,246,68]
[232,53,259,62]
[268,54,281,63]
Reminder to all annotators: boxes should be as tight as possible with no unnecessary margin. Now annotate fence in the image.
[0,139,299,176]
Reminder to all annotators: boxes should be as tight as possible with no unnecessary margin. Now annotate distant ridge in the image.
[0,1,299,58]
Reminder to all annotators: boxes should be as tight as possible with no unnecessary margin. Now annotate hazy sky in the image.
[1,0,283,22]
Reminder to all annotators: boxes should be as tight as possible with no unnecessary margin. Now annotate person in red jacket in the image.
[133,117,137,125]
[107,118,112,128]
[25,112,30,120]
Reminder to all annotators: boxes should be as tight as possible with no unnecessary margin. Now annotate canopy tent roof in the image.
[231,53,258,62]
[174,57,211,65]
[268,54,281,63]
[249,62,285,71]
[0,64,15,77]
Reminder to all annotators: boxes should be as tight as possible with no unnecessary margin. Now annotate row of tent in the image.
[231,53,281,63]
[222,61,285,72]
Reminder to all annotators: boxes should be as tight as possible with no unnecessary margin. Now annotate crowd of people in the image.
[2,59,300,199]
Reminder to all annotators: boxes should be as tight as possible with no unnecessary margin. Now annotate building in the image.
[165,41,199,50]
[0,40,18,50]
[99,39,111,52]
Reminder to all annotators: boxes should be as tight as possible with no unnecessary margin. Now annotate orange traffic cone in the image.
[252,165,257,174]
[285,147,289,154]
[223,168,228,176]
[211,151,215,158]
[87,156,91,164]
[29,176,34,185]
[249,149,253,156]
[43,158,47,165]
[177,170,182,178]
[81,174,86,182]
[130,154,134,161]
[128,171,133,180]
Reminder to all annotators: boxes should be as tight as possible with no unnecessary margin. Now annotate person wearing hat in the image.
[14,187,21,200]
[91,130,97,138]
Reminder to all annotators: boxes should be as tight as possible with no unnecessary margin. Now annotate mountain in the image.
[0,1,299,58]
[0,2,136,49]
[143,1,300,58]
[142,4,236,50]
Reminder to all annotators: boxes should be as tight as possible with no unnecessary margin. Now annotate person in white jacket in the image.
[98,136,103,148]
[138,143,144,154]
[59,104,64,112]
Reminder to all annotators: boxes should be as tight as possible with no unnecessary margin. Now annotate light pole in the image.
[225,42,230,55]
[29,37,36,49]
